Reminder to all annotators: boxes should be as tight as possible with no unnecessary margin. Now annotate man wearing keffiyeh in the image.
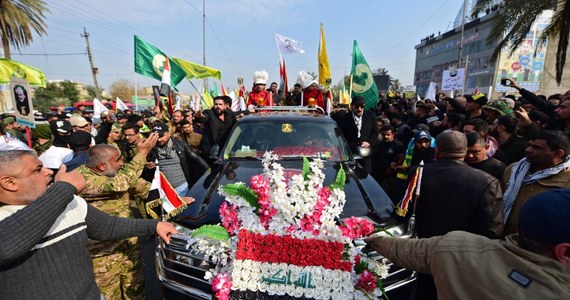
[502,130,570,235]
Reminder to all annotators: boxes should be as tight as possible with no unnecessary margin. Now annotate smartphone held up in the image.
[501,78,512,86]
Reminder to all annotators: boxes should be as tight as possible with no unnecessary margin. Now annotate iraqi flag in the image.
[159,59,174,116]
[145,163,187,219]
[279,54,288,97]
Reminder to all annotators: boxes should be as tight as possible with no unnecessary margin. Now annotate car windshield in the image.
[223,119,351,161]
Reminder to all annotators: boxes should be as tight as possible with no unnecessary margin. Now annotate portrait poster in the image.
[10,77,35,128]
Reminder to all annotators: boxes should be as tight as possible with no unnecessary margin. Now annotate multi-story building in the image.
[414,6,569,99]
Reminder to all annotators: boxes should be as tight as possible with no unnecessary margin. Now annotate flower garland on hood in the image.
[190,152,389,300]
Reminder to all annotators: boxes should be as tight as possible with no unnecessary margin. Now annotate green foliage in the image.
[219,183,260,211]
[60,80,79,103]
[33,81,77,112]
[302,156,311,181]
[191,225,230,241]
[329,165,346,191]
[85,85,98,99]
[0,0,49,59]
[354,257,369,274]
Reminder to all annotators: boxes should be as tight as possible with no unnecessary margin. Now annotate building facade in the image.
[414,8,570,99]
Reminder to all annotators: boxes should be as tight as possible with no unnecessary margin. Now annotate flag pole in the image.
[407,160,424,237]
[348,73,352,98]
[188,80,206,106]
[134,74,138,111]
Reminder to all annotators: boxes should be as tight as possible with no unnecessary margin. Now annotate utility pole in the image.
[81,27,101,100]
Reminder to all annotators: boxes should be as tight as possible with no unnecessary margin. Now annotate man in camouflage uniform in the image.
[118,122,141,163]
[105,123,122,150]
[78,133,158,300]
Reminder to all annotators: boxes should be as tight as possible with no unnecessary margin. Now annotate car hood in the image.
[172,159,394,228]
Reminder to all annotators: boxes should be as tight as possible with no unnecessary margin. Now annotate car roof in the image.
[238,112,336,124]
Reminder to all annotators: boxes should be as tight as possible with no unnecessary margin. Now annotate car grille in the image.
[156,234,213,299]
[156,232,416,299]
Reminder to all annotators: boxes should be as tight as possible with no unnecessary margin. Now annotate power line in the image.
[12,52,86,56]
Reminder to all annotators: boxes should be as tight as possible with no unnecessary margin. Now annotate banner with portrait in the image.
[10,77,35,128]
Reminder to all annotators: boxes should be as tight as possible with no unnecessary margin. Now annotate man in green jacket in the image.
[367,190,569,299]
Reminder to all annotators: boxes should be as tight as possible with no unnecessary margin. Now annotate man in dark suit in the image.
[337,96,378,172]
[412,130,504,300]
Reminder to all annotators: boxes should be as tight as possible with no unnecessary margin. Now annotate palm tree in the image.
[390,79,402,92]
[473,0,569,85]
[0,0,49,59]
[374,68,390,76]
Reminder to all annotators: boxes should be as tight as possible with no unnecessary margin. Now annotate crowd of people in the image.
[0,73,569,299]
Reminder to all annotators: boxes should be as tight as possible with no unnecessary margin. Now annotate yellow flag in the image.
[202,86,214,109]
[0,58,46,87]
[172,58,222,80]
[318,23,331,87]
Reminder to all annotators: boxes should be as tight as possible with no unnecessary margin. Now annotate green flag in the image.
[0,58,46,87]
[350,40,378,110]
[134,35,186,87]
[172,57,222,80]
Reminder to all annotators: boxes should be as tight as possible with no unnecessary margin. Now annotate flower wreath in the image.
[190,152,390,300]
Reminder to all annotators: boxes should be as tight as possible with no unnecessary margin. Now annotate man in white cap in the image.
[247,70,270,107]
[298,71,324,108]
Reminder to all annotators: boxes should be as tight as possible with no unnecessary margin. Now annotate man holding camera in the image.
[503,77,570,134]
[146,123,209,196]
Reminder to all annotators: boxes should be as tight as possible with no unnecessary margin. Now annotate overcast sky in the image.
[9,0,464,94]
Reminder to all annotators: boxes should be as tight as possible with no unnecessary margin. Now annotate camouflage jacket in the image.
[79,153,151,256]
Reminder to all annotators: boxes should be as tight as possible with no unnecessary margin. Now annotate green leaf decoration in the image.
[377,279,390,300]
[220,183,260,211]
[191,225,230,241]
[354,257,369,274]
[329,165,346,191]
[302,156,311,181]
[373,227,394,237]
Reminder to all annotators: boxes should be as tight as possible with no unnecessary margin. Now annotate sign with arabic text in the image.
[441,68,465,91]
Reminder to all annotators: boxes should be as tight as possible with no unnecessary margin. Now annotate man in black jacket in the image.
[412,130,504,300]
[195,96,240,161]
[148,123,209,195]
[337,96,378,172]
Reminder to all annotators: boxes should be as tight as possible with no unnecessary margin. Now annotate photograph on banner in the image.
[441,68,465,91]
[494,10,552,92]
[10,77,35,128]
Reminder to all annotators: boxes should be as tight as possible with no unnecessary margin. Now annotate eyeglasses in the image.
[124,133,137,138]
[353,104,365,109]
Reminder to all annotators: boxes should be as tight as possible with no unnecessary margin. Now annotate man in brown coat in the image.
[367,190,570,300]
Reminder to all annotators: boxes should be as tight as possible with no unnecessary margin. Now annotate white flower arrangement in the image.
[189,152,390,300]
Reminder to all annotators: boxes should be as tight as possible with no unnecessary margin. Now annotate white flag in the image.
[274,33,305,54]
[116,97,129,111]
[93,98,108,119]
[229,91,239,112]
[174,95,181,111]
[425,82,437,101]
[239,97,246,111]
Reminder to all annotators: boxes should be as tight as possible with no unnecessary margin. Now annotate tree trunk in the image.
[1,34,11,59]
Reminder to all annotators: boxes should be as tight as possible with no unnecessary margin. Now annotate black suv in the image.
[156,109,416,299]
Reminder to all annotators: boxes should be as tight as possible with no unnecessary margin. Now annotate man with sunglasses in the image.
[337,96,378,172]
